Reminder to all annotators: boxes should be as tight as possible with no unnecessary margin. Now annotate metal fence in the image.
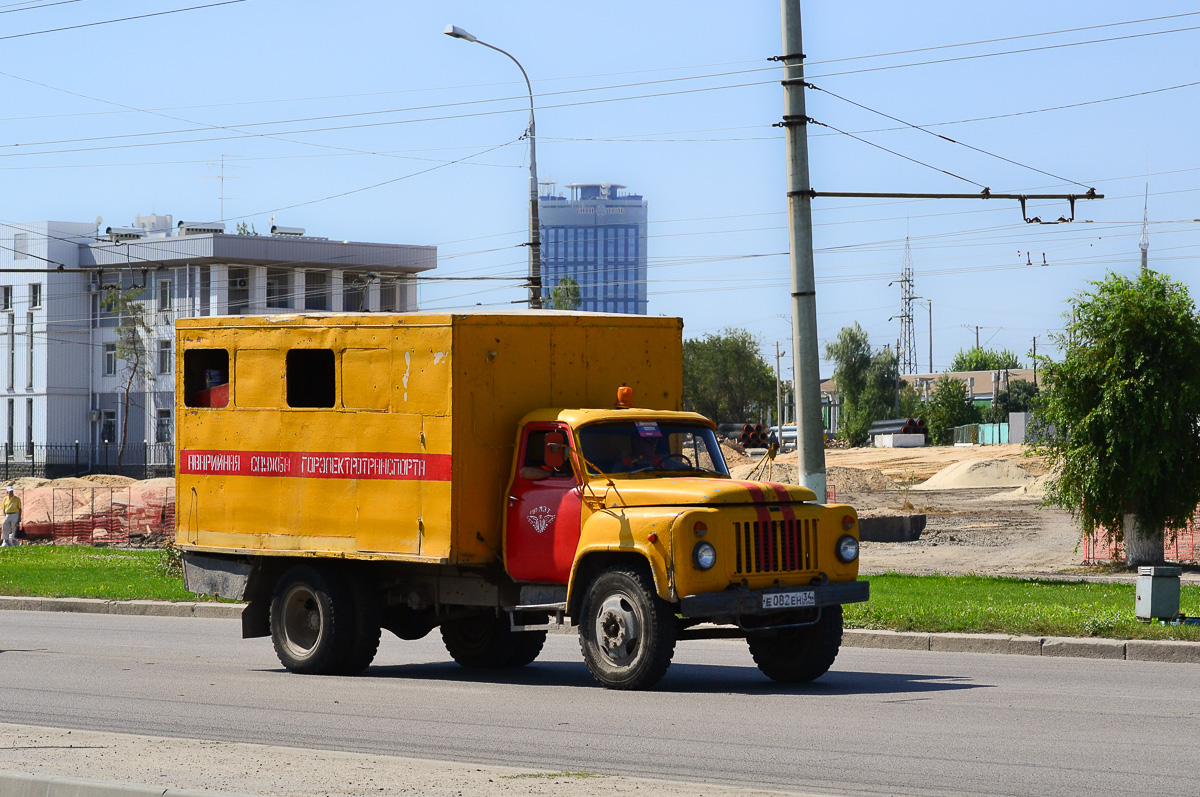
[18,484,175,546]
[0,443,174,480]
[952,423,1010,445]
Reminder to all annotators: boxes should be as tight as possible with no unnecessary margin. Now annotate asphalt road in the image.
[2,610,1198,797]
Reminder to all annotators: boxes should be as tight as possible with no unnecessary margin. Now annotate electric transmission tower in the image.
[896,237,918,375]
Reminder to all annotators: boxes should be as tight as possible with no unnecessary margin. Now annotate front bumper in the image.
[679,579,869,618]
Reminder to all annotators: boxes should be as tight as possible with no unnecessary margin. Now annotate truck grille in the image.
[733,518,818,575]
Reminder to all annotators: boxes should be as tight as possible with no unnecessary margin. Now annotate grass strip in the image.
[846,573,1200,641]
[0,544,210,602]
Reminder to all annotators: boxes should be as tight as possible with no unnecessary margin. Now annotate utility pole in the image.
[779,0,825,500]
[1031,336,1038,387]
[775,341,785,433]
[961,324,980,351]
[926,299,933,373]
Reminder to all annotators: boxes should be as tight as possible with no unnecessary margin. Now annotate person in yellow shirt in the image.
[1,485,21,547]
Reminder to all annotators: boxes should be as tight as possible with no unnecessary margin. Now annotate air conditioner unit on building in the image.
[232,278,249,289]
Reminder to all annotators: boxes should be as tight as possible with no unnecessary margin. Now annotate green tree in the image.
[949,347,1022,371]
[547,277,581,311]
[924,374,981,445]
[824,324,899,445]
[898,381,923,419]
[1035,270,1200,565]
[235,221,258,235]
[983,378,1039,424]
[101,286,152,468]
[682,329,775,425]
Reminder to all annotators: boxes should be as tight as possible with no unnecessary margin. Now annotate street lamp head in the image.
[443,24,477,43]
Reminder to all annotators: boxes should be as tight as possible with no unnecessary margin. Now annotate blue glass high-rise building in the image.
[539,182,647,314]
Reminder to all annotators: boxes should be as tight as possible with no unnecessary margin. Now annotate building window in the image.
[100,409,116,445]
[158,340,171,375]
[199,265,211,316]
[155,409,172,443]
[157,279,171,312]
[304,271,328,311]
[1,286,11,312]
[266,268,290,309]
[228,266,250,314]
[25,312,32,390]
[13,233,27,260]
[25,397,32,455]
[343,272,366,312]
[29,283,41,309]
[379,282,398,312]
[103,343,117,376]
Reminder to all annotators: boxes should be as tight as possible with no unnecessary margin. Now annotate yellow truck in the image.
[177,312,868,690]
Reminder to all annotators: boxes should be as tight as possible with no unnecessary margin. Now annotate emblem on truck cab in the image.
[527,505,555,533]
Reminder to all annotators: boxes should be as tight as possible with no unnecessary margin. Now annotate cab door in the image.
[504,423,582,584]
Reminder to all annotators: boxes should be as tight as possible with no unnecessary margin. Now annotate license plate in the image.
[762,590,815,610]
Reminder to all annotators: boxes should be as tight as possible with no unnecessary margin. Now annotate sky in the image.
[1,1,1196,380]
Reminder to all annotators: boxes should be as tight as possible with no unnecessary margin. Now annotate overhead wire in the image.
[805,81,1091,189]
[0,0,245,42]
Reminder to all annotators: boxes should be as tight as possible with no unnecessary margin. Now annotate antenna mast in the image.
[897,237,917,375]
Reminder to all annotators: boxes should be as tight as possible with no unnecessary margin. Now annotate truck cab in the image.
[501,401,866,689]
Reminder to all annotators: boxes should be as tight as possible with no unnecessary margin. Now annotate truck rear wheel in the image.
[440,614,515,668]
[441,614,547,668]
[270,564,354,675]
[747,605,843,683]
[336,578,382,675]
[578,566,677,690]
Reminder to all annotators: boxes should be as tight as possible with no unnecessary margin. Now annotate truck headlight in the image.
[692,541,716,570]
[835,534,859,563]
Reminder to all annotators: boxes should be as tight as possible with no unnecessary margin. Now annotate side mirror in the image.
[544,431,566,470]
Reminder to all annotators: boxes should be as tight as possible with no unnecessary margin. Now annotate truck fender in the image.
[566,509,682,617]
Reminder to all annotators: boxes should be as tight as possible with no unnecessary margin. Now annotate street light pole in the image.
[444,25,542,309]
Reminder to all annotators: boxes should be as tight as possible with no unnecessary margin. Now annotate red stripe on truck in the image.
[178,450,453,481]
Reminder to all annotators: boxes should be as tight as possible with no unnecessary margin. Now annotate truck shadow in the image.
[359,661,989,696]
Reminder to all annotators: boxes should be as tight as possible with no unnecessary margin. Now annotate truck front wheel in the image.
[747,605,843,683]
[578,566,677,690]
[270,565,354,675]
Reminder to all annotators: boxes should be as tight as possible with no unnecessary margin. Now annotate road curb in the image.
[0,769,256,797]
[3,596,1198,664]
[0,595,242,619]
[842,628,1200,663]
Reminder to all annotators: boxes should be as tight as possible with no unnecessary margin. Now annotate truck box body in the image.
[175,312,682,564]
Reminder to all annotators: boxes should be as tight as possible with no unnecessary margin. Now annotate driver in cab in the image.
[612,432,685,473]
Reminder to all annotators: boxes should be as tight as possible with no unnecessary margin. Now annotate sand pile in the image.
[828,466,895,493]
[729,460,797,483]
[914,458,1036,490]
[720,440,752,468]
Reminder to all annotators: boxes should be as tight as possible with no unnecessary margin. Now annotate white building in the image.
[0,214,434,466]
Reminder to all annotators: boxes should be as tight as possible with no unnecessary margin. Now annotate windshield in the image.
[578,420,729,478]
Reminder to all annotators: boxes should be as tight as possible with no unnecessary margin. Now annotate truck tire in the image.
[506,629,548,667]
[747,605,843,683]
[336,577,382,675]
[578,565,677,690]
[270,564,354,675]
[441,613,519,668]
